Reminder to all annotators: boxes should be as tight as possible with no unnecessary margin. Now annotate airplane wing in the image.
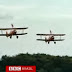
[13,33,28,35]
[0,33,27,36]
[0,27,28,30]
[36,34,65,36]
[37,39,65,41]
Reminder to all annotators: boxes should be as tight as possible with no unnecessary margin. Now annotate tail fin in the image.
[11,24,14,28]
[50,30,52,34]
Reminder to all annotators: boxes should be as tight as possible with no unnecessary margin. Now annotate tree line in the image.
[0,53,72,72]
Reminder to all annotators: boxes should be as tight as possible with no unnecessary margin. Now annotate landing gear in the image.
[10,36,12,39]
[54,42,56,44]
[16,36,18,39]
[48,42,49,44]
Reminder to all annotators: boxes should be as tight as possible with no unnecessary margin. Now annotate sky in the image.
[0,0,72,57]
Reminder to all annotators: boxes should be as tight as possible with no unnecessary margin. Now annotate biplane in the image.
[0,24,28,39]
[36,30,65,44]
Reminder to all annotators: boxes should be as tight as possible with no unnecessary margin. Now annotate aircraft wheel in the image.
[48,42,49,44]
[54,42,56,44]
[10,36,12,39]
[16,36,18,39]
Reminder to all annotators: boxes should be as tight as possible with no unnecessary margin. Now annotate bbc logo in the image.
[6,66,36,72]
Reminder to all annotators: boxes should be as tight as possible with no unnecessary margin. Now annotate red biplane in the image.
[0,24,28,39]
[36,30,65,44]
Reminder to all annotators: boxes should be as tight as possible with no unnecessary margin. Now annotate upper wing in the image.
[0,27,28,30]
[37,39,65,41]
[36,34,65,36]
[0,33,27,36]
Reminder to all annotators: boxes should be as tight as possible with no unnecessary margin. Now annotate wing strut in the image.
[1,30,3,34]
[40,35,42,39]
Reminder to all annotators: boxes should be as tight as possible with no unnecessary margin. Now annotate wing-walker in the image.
[0,24,28,39]
[36,30,65,44]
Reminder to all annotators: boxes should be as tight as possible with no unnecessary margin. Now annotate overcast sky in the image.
[0,0,72,57]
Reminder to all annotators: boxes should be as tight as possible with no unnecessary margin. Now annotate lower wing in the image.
[0,33,27,36]
[36,39,65,41]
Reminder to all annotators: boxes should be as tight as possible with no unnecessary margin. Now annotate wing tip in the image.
[36,34,39,35]
[26,27,28,29]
